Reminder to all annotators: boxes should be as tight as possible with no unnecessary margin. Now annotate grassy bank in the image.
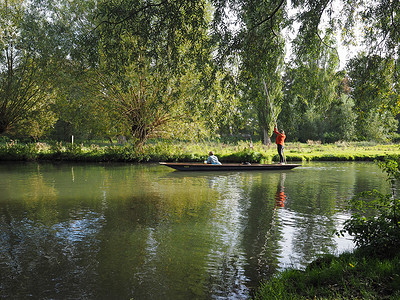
[254,250,400,299]
[1,139,400,162]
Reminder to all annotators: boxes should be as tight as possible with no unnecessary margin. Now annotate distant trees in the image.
[273,0,400,142]
[278,30,355,142]
[347,54,400,141]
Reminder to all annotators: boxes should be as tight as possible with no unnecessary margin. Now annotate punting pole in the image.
[263,79,286,163]
[263,79,276,125]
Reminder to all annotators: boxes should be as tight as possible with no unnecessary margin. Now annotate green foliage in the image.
[221,149,264,163]
[347,54,400,141]
[254,251,400,299]
[236,0,286,144]
[51,67,109,141]
[280,31,346,143]
[342,190,400,256]
[201,72,245,137]
[97,57,179,147]
[3,0,400,144]
[2,139,400,163]
[93,0,223,145]
[0,0,98,138]
[96,0,211,75]
[291,1,400,63]
[0,0,53,135]
[341,159,400,256]
[322,95,356,143]
[0,140,39,161]
[360,1,400,58]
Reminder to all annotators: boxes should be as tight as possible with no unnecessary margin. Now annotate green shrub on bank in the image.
[221,149,264,163]
[0,141,39,161]
[254,251,400,299]
[343,190,400,257]
[339,159,400,257]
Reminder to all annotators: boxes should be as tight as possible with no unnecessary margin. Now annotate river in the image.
[0,161,391,299]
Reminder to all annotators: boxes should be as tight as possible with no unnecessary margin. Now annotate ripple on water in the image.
[276,208,355,269]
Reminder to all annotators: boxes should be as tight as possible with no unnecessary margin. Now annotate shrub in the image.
[284,154,304,161]
[221,149,264,163]
[340,159,400,257]
[342,190,400,256]
[0,141,38,161]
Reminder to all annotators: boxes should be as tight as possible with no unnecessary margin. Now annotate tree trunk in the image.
[263,128,271,145]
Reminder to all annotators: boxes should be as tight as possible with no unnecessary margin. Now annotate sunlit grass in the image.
[0,138,400,162]
[254,251,400,299]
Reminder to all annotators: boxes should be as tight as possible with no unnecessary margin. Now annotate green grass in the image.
[0,139,400,162]
[254,250,400,300]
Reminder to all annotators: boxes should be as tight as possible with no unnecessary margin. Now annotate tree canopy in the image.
[1,0,400,144]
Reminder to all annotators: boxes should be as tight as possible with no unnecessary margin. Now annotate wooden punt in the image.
[159,162,301,171]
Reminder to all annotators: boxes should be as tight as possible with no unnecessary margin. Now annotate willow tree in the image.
[0,0,98,138]
[290,0,400,74]
[257,0,400,142]
[96,55,181,147]
[30,0,101,141]
[347,54,400,141]
[0,0,52,136]
[233,0,287,144]
[278,23,350,142]
[95,0,214,146]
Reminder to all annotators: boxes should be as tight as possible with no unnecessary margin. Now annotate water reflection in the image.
[275,173,287,208]
[0,162,391,299]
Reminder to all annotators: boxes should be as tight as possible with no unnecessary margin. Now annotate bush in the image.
[254,251,400,299]
[340,159,400,257]
[0,141,38,161]
[221,149,264,163]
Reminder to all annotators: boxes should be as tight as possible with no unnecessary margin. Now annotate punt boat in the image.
[159,162,301,171]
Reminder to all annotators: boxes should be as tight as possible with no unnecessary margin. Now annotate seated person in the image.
[206,151,222,165]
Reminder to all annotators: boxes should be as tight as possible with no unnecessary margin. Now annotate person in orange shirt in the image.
[274,124,286,164]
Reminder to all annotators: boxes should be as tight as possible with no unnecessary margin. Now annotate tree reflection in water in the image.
[0,162,391,299]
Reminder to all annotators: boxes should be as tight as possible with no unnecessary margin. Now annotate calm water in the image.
[0,161,391,299]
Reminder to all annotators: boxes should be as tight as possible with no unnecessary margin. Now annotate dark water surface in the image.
[0,161,391,299]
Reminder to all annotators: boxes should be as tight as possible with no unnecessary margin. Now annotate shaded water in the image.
[0,161,391,299]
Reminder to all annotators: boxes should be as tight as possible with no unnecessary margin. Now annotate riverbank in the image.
[1,140,399,162]
[254,250,400,299]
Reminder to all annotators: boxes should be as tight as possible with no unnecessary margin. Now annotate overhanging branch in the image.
[95,0,168,30]
[248,0,285,32]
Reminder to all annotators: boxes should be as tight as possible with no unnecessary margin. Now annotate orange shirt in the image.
[274,127,286,145]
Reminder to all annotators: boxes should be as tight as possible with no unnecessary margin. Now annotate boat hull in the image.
[159,162,301,171]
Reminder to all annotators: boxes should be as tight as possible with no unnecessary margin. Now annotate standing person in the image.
[274,124,286,164]
[206,151,222,165]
